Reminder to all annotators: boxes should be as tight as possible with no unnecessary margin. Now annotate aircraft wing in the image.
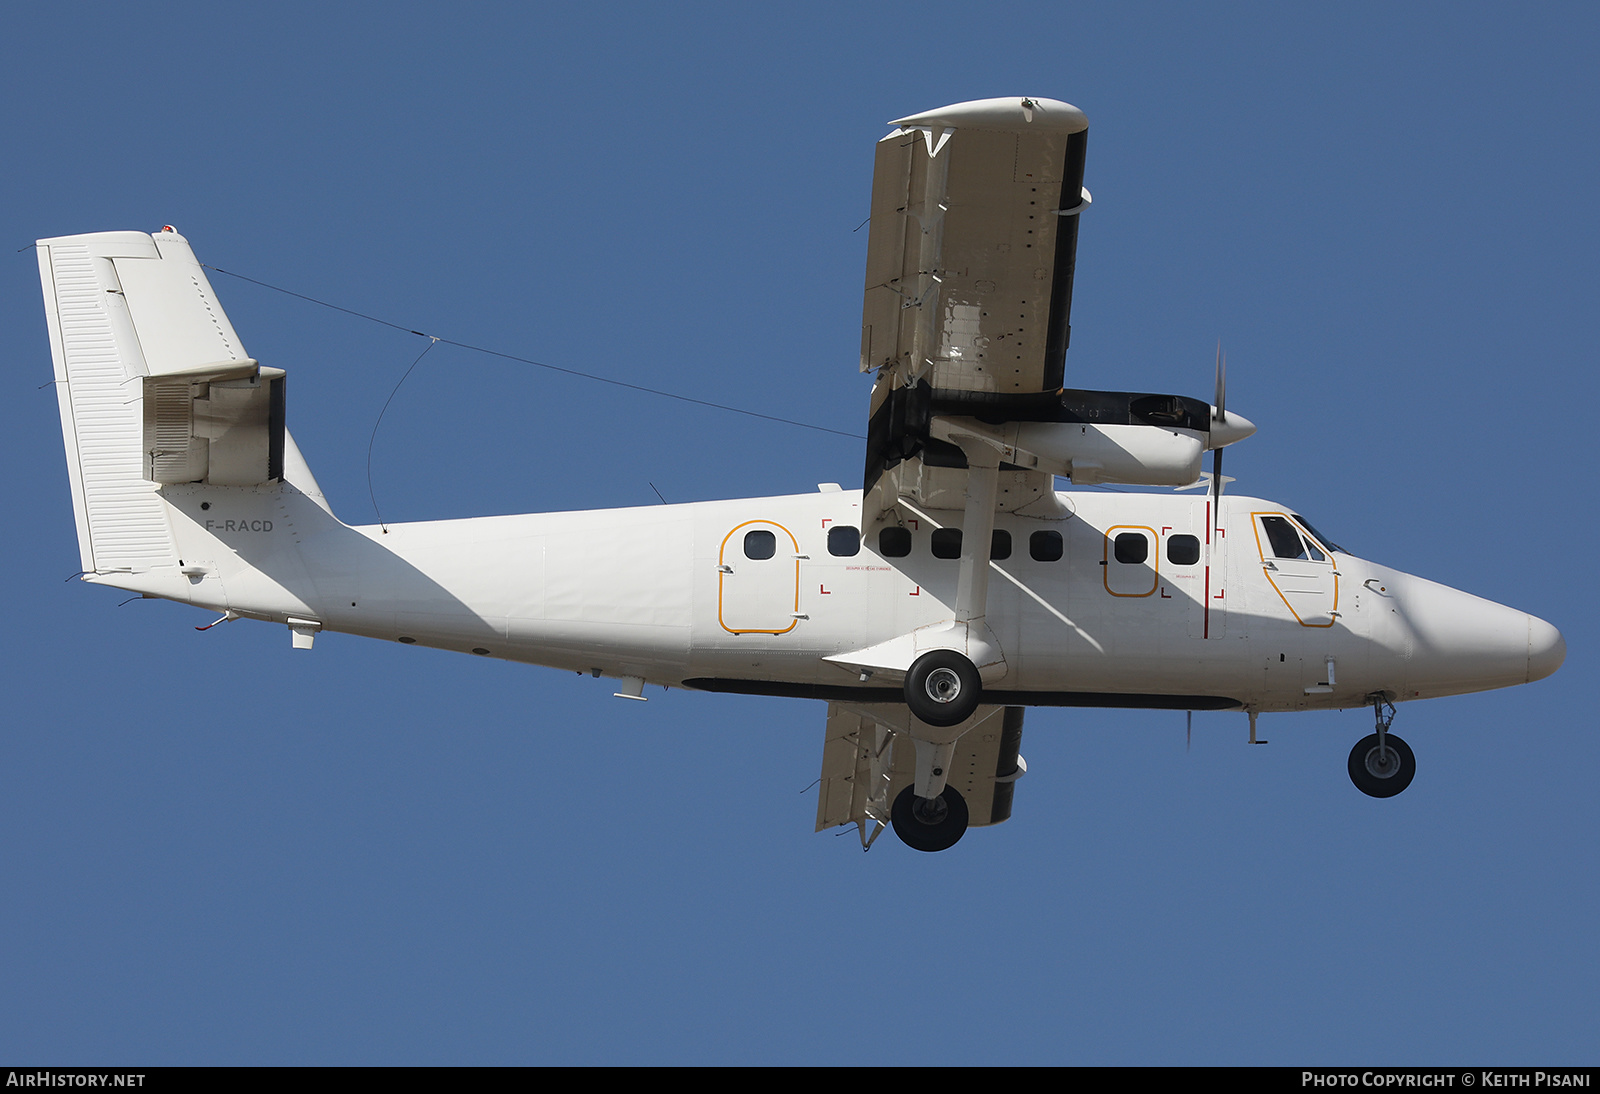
[816,703,1025,847]
[859,97,1090,516]
[861,96,1089,396]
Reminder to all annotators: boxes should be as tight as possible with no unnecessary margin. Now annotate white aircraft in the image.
[36,97,1563,852]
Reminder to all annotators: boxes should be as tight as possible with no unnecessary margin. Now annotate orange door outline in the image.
[718,519,802,635]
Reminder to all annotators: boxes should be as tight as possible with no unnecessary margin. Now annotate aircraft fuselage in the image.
[108,480,1561,715]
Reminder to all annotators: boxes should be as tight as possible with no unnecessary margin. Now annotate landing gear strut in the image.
[891,785,970,852]
[1348,695,1415,798]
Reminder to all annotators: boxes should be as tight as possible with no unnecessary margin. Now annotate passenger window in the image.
[1260,516,1308,560]
[744,529,776,560]
[1030,530,1063,562]
[1113,532,1148,565]
[1167,534,1200,566]
[931,528,962,559]
[879,526,911,558]
[827,525,860,557]
[991,530,1012,561]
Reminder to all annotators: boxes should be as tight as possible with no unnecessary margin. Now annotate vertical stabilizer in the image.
[39,232,179,574]
[38,229,286,575]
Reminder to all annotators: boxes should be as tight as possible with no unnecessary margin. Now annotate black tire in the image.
[1347,732,1416,798]
[903,649,982,727]
[890,785,970,852]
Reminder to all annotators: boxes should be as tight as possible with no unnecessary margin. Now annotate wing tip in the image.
[890,96,1088,133]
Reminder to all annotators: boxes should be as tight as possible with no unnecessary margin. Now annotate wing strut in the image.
[953,442,1001,624]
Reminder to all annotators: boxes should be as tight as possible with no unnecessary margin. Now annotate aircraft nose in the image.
[1386,573,1561,697]
[1527,615,1566,682]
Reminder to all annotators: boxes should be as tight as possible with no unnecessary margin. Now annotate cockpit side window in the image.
[1261,515,1308,560]
[1291,513,1343,555]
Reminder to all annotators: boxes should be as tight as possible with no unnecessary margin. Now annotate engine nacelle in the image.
[874,383,1255,492]
[1013,421,1205,486]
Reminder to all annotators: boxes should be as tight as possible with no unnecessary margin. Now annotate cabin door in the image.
[717,520,802,635]
[1103,525,1159,597]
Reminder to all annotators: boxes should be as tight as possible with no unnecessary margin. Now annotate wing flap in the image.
[815,704,893,832]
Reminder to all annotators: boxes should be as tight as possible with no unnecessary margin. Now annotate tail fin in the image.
[37,229,293,576]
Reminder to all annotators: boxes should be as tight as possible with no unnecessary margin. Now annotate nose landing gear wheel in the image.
[891,785,970,852]
[904,650,982,727]
[1348,732,1416,798]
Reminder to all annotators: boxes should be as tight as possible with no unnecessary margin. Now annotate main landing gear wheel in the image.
[1348,732,1416,798]
[891,785,970,852]
[903,650,982,727]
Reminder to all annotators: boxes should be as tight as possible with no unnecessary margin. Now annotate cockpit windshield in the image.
[1291,514,1345,555]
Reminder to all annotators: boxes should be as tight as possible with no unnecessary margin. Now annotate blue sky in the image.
[2,2,1594,1065]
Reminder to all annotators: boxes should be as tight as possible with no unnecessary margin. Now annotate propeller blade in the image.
[1214,341,1227,422]
[1212,340,1229,503]
[1186,709,1192,752]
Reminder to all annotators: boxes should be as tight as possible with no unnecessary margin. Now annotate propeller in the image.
[1176,341,1252,494]
[1210,341,1227,505]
